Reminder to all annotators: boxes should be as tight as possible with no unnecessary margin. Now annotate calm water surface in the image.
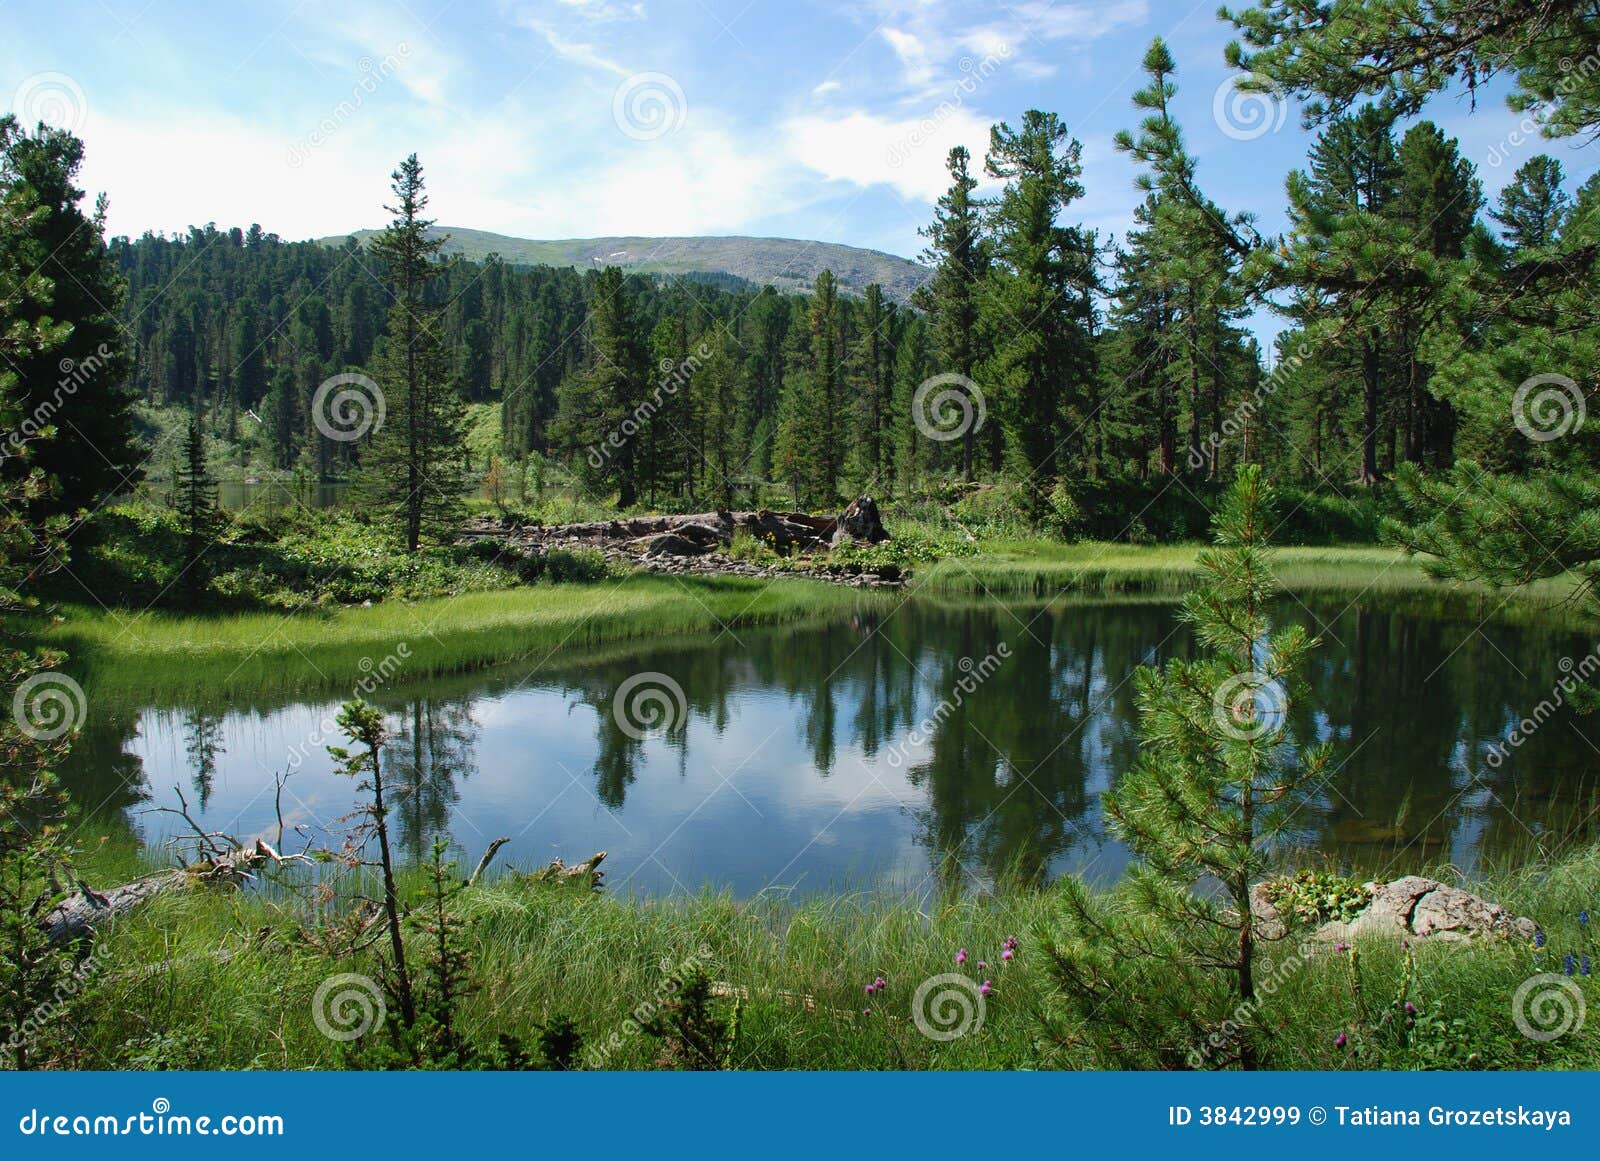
[64,597,1600,895]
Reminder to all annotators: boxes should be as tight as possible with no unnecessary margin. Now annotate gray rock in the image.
[1311,876,1537,945]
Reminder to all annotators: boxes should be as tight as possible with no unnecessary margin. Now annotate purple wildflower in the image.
[1002,948,1014,962]
[978,980,993,997]
[1334,1032,1347,1048]
[1535,930,1547,949]
[956,948,968,965]
[1565,954,1577,976]
[874,977,886,990]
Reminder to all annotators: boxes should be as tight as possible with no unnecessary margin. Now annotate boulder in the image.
[831,495,890,546]
[1310,876,1537,945]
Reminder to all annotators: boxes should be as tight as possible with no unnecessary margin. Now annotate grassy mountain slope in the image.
[324,226,931,300]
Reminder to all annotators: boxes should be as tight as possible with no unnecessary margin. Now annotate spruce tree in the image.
[175,404,222,600]
[0,116,137,517]
[981,111,1097,521]
[555,266,650,507]
[352,155,467,551]
[920,147,988,482]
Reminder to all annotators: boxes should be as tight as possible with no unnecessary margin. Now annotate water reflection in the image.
[63,597,1600,895]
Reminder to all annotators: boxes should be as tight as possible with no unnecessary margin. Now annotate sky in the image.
[3,0,1597,275]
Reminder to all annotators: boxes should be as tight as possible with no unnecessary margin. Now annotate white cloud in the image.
[516,17,632,76]
[785,107,994,202]
[811,79,842,96]
[881,27,932,88]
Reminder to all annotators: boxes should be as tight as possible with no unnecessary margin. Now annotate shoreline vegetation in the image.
[48,838,1600,1071]
[38,541,1594,703]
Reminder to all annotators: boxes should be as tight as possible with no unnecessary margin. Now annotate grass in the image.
[37,574,876,704]
[37,841,1600,1071]
[39,538,1599,705]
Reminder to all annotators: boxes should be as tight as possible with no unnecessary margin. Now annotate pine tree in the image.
[1491,155,1570,252]
[555,266,651,507]
[175,404,222,600]
[982,111,1097,520]
[352,155,467,551]
[1043,466,1331,1068]
[0,116,138,517]
[920,147,988,481]
[692,323,743,509]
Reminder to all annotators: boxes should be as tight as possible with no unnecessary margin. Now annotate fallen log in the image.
[525,850,607,891]
[41,839,303,945]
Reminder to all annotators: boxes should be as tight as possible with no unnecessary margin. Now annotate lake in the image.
[64,595,1600,896]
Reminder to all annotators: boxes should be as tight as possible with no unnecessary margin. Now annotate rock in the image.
[1310,876,1537,945]
[831,495,890,547]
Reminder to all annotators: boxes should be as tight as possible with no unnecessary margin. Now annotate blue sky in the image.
[3,0,1597,270]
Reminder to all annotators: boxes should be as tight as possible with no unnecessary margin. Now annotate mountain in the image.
[322,226,931,301]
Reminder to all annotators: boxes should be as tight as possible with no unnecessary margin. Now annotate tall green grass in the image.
[47,843,1600,1071]
[39,575,877,704]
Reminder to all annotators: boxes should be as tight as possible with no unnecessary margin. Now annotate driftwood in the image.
[468,837,511,887]
[465,497,890,558]
[525,850,607,891]
[41,839,304,945]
